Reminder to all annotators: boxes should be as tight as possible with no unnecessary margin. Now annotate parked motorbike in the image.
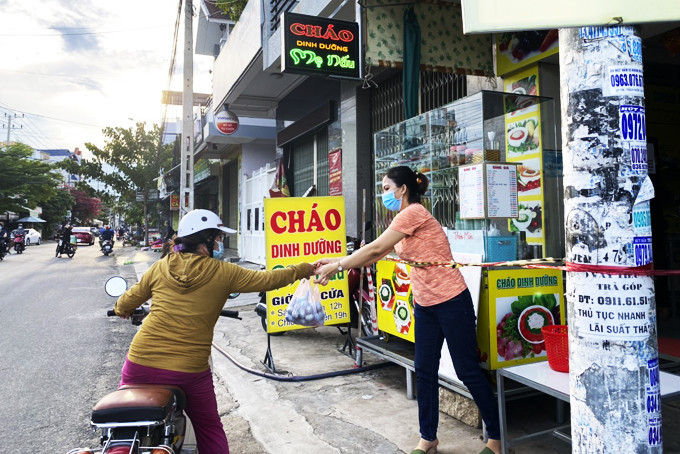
[346,236,377,338]
[13,233,25,254]
[122,232,135,247]
[56,238,77,258]
[67,277,241,454]
[101,239,113,256]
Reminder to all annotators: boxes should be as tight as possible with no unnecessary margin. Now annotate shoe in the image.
[410,446,437,454]
[479,447,495,454]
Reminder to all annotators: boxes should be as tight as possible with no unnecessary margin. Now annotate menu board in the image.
[459,164,485,218]
[486,163,518,218]
[459,163,518,219]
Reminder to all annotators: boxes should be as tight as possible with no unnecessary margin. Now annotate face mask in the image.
[213,240,224,260]
[381,189,402,211]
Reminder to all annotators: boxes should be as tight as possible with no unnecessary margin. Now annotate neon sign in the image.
[282,12,361,80]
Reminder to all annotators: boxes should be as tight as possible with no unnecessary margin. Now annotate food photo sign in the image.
[476,268,565,369]
[504,65,547,251]
[264,196,350,333]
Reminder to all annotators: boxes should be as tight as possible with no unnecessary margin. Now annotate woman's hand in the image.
[296,262,316,279]
[314,259,342,286]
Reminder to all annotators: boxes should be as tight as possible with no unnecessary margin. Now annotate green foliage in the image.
[59,122,172,241]
[215,0,248,22]
[0,143,63,214]
[40,189,75,237]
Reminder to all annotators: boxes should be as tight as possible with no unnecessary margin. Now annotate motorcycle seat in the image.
[91,385,186,424]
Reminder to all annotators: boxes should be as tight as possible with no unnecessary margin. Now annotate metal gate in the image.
[241,164,275,265]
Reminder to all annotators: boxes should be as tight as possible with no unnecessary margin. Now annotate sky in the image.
[0,0,213,157]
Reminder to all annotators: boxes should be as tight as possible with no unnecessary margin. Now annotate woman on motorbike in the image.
[113,209,315,454]
[314,166,501,454]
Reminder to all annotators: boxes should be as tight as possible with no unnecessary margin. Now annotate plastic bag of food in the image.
[285,279,326,327]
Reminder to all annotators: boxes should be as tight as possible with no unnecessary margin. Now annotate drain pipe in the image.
[212,342,394,382]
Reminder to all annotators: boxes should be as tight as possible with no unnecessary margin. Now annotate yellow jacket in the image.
[115,253,309,372]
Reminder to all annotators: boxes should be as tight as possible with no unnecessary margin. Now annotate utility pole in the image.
[180,0,195,218]
[3,112,24,149]
[560,25,659,452]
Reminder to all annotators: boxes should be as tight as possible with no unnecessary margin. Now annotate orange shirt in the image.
[388,203,467,306]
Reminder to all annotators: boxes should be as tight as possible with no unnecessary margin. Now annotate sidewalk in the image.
[115,246,679,454]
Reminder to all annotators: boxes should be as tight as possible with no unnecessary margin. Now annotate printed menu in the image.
[459,164,485,218]
[459,163,518,219]
[486,164,518,218]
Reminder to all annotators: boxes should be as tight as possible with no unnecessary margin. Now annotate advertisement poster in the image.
[376,260,416,342]
[477,268,565,369]
[170,194,179,211]
[496,30,558,76]
[328,148,342,196]
[264,197,349,333]
[504,65,547,250]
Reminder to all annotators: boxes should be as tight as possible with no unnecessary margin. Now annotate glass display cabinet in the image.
[373,90,561,261]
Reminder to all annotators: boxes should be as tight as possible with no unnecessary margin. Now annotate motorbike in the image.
[101,239,113,256]
[0,239,7,260]
[13,233,25,254]
[122,232,135,247]
[67,277,241,454]
[56,238,77,258]
[346,236,378,338]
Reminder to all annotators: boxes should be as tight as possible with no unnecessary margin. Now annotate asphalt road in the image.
[0,240,138,453]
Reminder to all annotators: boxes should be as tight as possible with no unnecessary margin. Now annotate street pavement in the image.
[115,246,680,454]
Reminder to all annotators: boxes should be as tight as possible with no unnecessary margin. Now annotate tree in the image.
[59,122,172,245]
[40,189,75,238]
[69,188,101,225]
[215,0,248,22]
[0,143,63,215]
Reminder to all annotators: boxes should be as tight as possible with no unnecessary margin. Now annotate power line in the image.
[0,102,106,128]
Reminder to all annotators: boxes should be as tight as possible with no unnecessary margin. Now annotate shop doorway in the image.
[241,165,276,265]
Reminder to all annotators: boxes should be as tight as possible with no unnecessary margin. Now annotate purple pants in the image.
[120,357,229,454]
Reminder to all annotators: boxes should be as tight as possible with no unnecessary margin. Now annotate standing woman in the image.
[315,166,500,454]
[114,209,315,453]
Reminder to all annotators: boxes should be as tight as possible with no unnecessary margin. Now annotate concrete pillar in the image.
[560,26,660,452]
[340,81,373,239]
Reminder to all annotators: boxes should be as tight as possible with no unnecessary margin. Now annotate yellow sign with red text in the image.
[264,197,349,333]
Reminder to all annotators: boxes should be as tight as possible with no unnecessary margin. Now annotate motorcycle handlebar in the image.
[220,309,241,320]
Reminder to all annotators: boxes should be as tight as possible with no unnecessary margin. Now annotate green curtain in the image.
[402,6,421,120]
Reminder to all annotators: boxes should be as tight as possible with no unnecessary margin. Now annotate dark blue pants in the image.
[414,289,501,441]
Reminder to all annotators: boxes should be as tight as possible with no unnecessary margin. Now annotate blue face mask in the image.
[381,189,403,211]
[213,241,224,260]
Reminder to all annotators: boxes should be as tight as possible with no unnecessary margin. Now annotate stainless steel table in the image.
[497,361,680,454]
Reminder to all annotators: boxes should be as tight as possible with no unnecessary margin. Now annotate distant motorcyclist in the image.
[100,225,115,250]
[13,224,26,241]
[57,224,73,257]
[0,222,9,257]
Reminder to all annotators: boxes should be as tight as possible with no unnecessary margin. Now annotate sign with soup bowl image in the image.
[476,268,565,369]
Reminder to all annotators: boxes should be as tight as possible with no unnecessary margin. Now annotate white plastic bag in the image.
[285,279,326,327]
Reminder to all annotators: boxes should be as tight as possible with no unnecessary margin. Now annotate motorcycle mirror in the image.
[105,276,128,297]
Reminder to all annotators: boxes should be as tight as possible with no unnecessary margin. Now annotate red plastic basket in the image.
[542,325,569,372]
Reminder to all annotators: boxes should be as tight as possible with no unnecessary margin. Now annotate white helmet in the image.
[177,209,236,238]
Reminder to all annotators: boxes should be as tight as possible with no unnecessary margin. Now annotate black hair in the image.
[384,165,429,204]
[172,228,220,257]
